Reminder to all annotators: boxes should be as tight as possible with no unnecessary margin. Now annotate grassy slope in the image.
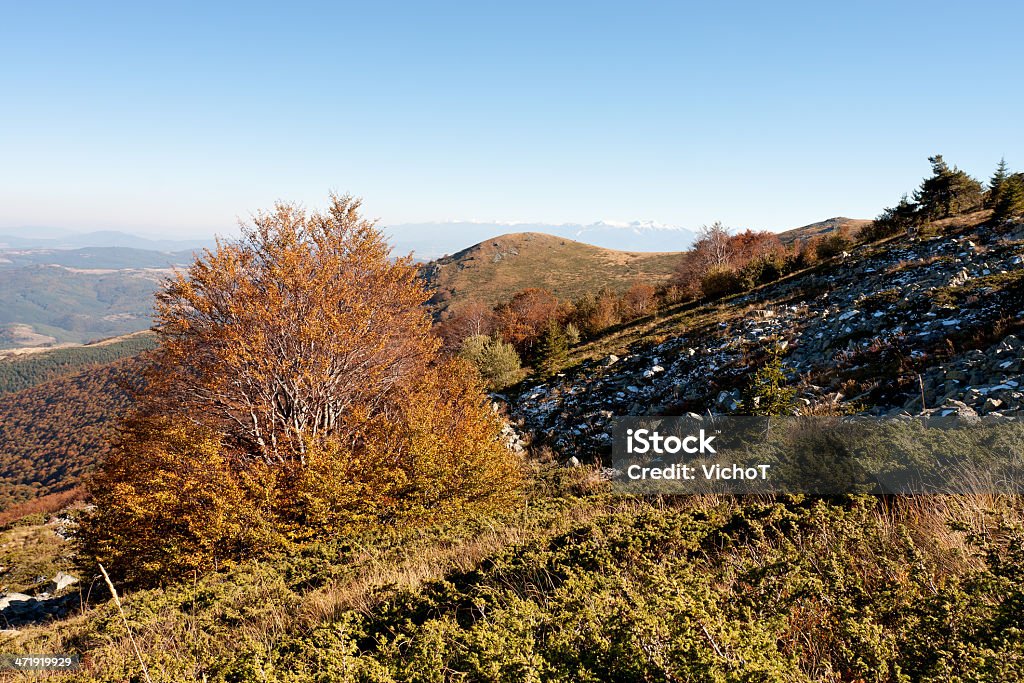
[777,216,872,245]
[5,474,1023,682]
[420,232,683,315]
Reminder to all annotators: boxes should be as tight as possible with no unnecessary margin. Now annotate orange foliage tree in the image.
[494,288,563,353]
[81,195,523,583]
[148,196,436,465]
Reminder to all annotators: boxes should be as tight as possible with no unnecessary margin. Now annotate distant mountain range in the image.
[1,222,699,258]
[0,217,865,349]
[0,228,215,252]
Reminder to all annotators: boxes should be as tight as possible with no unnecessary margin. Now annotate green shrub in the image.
[815,230,853,259]
[460,335,523,389]
[739,253,786,289]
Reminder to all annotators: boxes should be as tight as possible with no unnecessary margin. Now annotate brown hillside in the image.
[0,358,142,511]
[420,232,683,316]
[778,217,873,245]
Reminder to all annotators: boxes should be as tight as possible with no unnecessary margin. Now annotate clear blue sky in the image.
[2,1,1021,237]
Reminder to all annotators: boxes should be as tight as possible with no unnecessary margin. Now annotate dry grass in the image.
[296,495,610,626]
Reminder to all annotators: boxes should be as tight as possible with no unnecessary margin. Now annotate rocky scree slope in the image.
[506,221,1024,462]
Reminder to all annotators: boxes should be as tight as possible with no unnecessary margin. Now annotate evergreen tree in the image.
[564,322,581,346]
[868,193,920,240]
[534,321,569,378]
[744,344,797,416]
[993,173,1024,223]
[460,335,522,389]
[914,154,983,219]
[987,157,1010,208]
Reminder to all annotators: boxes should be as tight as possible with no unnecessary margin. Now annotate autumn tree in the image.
[675,224,788,298]
[621,282,658,318]
[494,288,562,353]
[81,194,523,583]
[434,299,496,352]
[143,195,438,465]
[570,289,620,336]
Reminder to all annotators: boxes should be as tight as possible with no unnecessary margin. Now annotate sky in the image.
[2,0,1022,238]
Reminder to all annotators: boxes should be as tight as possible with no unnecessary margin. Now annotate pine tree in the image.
[993,174,1024,223]
[914,154,983,219]
[744,344,797,416]
[987,157,1010,208]
[534,321,569,378]
[460,335,522,389]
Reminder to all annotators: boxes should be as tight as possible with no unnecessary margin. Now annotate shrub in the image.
[739,253,786,290]
[459,335,523,389]
[700,265,743,299]
[865,194,920,241]
[814,229,852,260]
[744,344,797,416]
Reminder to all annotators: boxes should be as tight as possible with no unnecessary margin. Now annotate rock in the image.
[566,456,581,467]
[938,399,980,422]
[605,354,620,366]
[982,397,1004,413]
[0,593,32,610]
[715,389,742,412]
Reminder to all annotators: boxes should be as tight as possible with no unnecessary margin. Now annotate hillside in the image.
[0,246,194,350]
[0,331,157,395]
[510,212,1024,461]
[0,358,142,510]
[2,215,1024,680]
[0,266,165,349]
[420,232,683,315]
[777,216,873,245]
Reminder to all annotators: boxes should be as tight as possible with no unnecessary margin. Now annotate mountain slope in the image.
[0,331,157,395]
[778,216,872,245]
[0,358,142,509]
[509,213,1024,461]
[421,232,683,315]
[0,264,167,349]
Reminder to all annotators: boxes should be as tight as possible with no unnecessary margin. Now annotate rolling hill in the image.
[777,216,872,245]
[0,331,157,395]
[420,232,684,316]
[0,245,195,349]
